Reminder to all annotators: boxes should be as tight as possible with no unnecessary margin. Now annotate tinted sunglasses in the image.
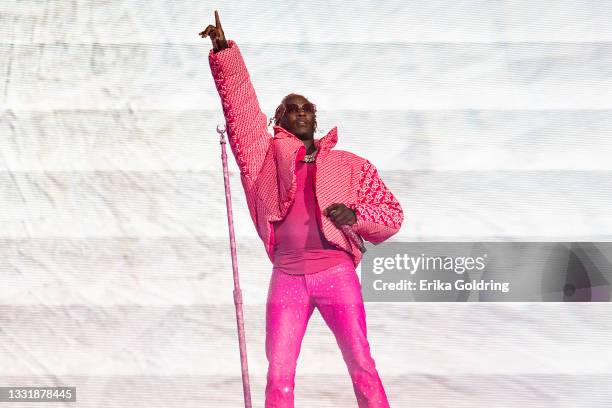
[284,102,316,114]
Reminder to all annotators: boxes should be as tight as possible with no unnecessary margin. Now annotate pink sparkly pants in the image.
[265,261,390,408]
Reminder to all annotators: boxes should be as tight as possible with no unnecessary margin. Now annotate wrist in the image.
[213,40,229,53]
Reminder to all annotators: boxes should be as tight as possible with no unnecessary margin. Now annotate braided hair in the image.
[268,93,318,132]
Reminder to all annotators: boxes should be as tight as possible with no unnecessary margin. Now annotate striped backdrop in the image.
[1,1,611,407]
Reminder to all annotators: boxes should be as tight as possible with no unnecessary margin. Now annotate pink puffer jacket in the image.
[209,40,403,267]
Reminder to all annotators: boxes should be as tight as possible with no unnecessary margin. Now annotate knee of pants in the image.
[349,361,379,381]
[266,364,297,400]
[267,360,297,386]
[342,343,378,373]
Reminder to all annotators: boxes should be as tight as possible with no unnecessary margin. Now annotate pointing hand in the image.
[199,10,228,53]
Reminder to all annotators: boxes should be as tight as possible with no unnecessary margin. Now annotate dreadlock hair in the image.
[267,93,318,132]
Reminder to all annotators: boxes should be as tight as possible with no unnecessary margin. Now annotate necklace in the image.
[302,149,317,163]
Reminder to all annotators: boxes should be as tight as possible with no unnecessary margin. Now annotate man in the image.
[201,10,403,408]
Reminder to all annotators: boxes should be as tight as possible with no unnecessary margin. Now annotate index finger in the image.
[215,10,223,30]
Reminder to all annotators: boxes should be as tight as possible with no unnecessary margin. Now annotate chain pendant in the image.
[301,149,317,163]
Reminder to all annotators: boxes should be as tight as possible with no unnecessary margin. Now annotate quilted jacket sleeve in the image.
[208,40,271,184]
[350,160,404,244]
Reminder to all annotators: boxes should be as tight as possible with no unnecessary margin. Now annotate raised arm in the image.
[199,10,271,184]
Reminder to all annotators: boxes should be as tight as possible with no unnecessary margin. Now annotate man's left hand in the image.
[324,203,357,226]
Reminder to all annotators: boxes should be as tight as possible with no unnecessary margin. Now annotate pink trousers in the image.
[265,261,391,408]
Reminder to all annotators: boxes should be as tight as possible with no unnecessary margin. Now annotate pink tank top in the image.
[272,160,353,274]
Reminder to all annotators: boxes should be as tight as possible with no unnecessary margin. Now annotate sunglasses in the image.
[284,102,316,114]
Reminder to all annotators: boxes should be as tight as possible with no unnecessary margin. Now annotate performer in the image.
[200,10,403,408]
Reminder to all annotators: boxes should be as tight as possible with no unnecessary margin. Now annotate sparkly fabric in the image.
[265,261,391,408]
[273,160,354,275]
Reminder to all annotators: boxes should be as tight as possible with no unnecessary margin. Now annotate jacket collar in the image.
[272,125,338,154]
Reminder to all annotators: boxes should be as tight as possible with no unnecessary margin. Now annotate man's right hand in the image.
[199,10,228,53]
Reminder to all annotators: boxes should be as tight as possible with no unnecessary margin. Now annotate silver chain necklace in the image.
[301,149,318,163]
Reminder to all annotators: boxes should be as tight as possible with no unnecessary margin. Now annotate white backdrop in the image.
[1,1,612,407]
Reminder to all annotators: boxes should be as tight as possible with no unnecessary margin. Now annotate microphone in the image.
[340,225,367,253]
